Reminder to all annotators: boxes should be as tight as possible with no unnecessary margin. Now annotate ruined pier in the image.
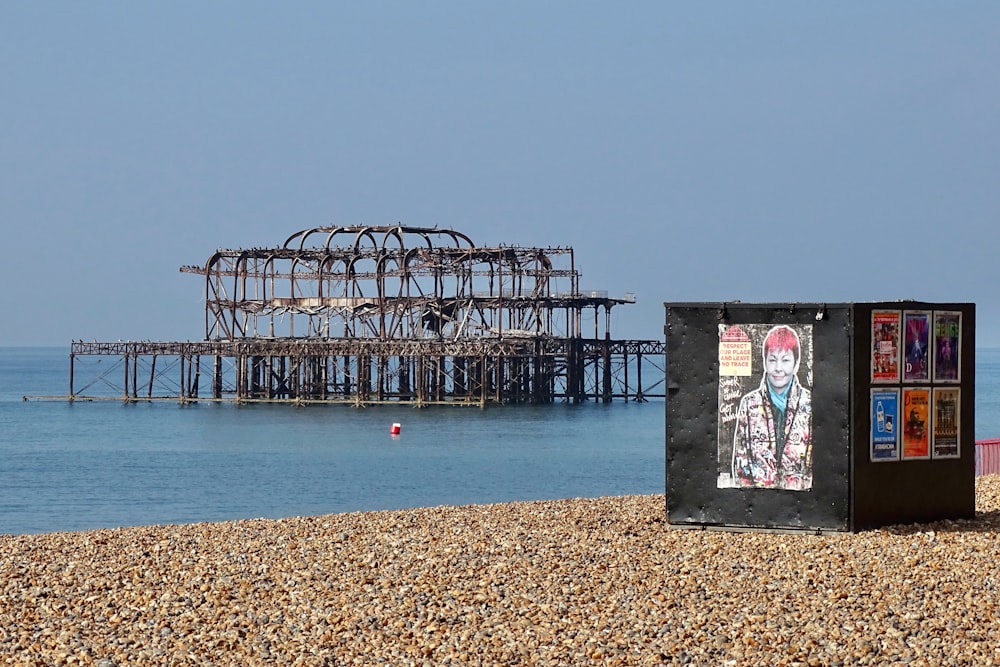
[56,225,664,405]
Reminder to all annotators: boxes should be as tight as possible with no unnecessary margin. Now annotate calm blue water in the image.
[5,347,1000,536]
[0,347,665,535]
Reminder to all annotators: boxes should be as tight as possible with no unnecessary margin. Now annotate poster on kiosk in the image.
[664,301,975,533]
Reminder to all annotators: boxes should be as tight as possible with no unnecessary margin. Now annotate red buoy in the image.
[390,422,401,435]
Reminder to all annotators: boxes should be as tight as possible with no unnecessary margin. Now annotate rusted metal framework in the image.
[181,225,618,342]
[65,337,664,405]
[58,225,665,405]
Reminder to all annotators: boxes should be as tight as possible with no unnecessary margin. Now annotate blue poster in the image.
[871,389,900,462]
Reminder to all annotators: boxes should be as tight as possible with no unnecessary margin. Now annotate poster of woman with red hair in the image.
[718,323,814,491]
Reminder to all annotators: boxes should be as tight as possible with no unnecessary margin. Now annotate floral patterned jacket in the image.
[732,377,813,490]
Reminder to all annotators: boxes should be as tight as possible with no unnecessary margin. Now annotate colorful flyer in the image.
[933,311,961,383]
[871,310,901,383]
[903,311,930,382]
[932,387,960,459]
[902,387,931,459]
[870,389,900,462]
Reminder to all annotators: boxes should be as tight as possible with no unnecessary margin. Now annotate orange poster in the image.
[902,387,931,459]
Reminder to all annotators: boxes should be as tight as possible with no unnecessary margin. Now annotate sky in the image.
[2,2,999,347]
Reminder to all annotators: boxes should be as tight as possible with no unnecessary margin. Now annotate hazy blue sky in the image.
[3,2,998,347]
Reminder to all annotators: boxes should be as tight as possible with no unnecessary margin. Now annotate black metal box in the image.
[664,302,975,532]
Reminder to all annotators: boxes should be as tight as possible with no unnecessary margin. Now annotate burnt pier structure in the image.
[63,225,664,405]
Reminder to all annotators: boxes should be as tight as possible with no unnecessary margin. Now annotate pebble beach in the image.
[3,479,1000,666]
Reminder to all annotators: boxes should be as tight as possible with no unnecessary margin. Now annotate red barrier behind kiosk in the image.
[976,439,1000,476]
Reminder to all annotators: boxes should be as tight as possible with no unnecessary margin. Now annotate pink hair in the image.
[763,325,800,363]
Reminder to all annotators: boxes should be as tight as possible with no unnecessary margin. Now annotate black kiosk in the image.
[664,301,975,533]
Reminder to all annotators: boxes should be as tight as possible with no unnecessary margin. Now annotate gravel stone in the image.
[4,478,1000,664]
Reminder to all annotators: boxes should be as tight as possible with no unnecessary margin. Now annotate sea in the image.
[0,347,665,535]
[4,347,1000,536]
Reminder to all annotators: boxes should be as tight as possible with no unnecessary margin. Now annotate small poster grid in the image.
[869,310,962,462]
